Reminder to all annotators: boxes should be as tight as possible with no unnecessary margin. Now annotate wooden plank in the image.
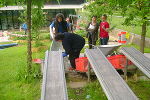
[41,51,68,100]
[121,47,150,78]
[85,49,138,100]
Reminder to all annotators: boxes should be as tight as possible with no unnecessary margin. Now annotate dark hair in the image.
[54,33,65,41]
[102,14,107,18]
[92,16,97,18]
[56,13,65,21]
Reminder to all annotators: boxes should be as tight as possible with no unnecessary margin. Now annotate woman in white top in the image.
[86,16,99,49]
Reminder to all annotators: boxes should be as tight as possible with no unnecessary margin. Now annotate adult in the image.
[55,32,85,70]
[86,16,99,48]
[50,13,69,39]
[66,17,73,33]
[99,14,110,45]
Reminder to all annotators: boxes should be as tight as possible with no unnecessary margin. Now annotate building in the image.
[0,0,86,30]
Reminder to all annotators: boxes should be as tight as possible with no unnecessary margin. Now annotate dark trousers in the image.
[88,34,96,49]
[69,51,80,69]
[100,37,109,45]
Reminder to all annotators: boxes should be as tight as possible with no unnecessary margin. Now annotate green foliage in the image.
[127,80,150,100]
[86,0,150,25]
[75,29,87,37]
[85,0,114,22]
[32,8,46,40]
[11,36,27,40]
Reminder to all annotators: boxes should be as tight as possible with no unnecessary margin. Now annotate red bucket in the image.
[75,57,88,72]
[107,55,133,69]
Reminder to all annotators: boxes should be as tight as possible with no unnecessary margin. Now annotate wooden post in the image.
[133,68,138,81]
[87,62,91,82]
[124,59,128,81]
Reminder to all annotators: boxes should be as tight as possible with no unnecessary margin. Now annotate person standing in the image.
[86,16,99,48]
[99,14,110,45]
[54,32,85,70]
[66,17,73,33]
[50,13,69,39]
[21,22,27,34]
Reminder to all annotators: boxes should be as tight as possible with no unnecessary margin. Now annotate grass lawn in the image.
[0,31,150,100]
[121,43,150,53]
[68,81,107,100]
[68,80,150,100]
[0,45,40,100]
[109,16,150,38]
[0,32,51,100]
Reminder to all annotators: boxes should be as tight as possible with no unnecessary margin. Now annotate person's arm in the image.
[62,39,73,54]
[49,22,55,39]
[94,23,99,41]
[50,22,55,34]
[102,22,110,32]
[86,23,90,31]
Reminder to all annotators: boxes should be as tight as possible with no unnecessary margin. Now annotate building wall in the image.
[46,0,85,4]
[0,10,21,30]
[0,9,76,30]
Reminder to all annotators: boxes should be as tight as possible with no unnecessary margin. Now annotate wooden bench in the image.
[120,47,150,78]
[85,48,138,100]
[41,50,68,100]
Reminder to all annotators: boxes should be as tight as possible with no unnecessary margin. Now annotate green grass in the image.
[0,35,51,100]
[121,43,150,53]
[68,80,150,100]
[68,81,107,100]
[109,16,150,38]
[0,46,41,100]
[0,42,14,45]
[127,81,150,100]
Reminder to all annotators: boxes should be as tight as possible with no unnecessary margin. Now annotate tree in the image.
[27,0,32,73]
[0,0,48,74]
[86,0,150,53]
[109,0,150,53]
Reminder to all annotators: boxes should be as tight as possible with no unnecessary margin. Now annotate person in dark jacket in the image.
[86,16,99,49]
[50,13,69,39]
[55,32,85,70]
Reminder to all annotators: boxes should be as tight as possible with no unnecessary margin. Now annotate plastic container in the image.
[107,55,133,69]
[33,59,42,64]
[120,32,127,43]
[118,32,121,43]
[75,57,88,72]
[118,32,127,44]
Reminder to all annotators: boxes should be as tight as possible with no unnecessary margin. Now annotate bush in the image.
[75,29,87,37]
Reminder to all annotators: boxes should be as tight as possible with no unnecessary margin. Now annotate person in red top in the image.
[99,14,110,45]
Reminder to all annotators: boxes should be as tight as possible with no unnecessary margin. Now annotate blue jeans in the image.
[100,37,109,45]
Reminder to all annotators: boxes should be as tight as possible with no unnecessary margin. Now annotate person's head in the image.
[66,17,70,22]
[101,14,107,21]
[56,13,64,22]
[54,33,64,42]
[92,16,97,22]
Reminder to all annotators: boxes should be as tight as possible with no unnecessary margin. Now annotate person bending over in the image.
[55,32,85,70]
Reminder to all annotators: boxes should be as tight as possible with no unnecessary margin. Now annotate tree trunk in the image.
[140,21,146,53]
[27,0,32,73]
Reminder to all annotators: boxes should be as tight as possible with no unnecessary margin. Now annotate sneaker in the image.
[68,67,75,70]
